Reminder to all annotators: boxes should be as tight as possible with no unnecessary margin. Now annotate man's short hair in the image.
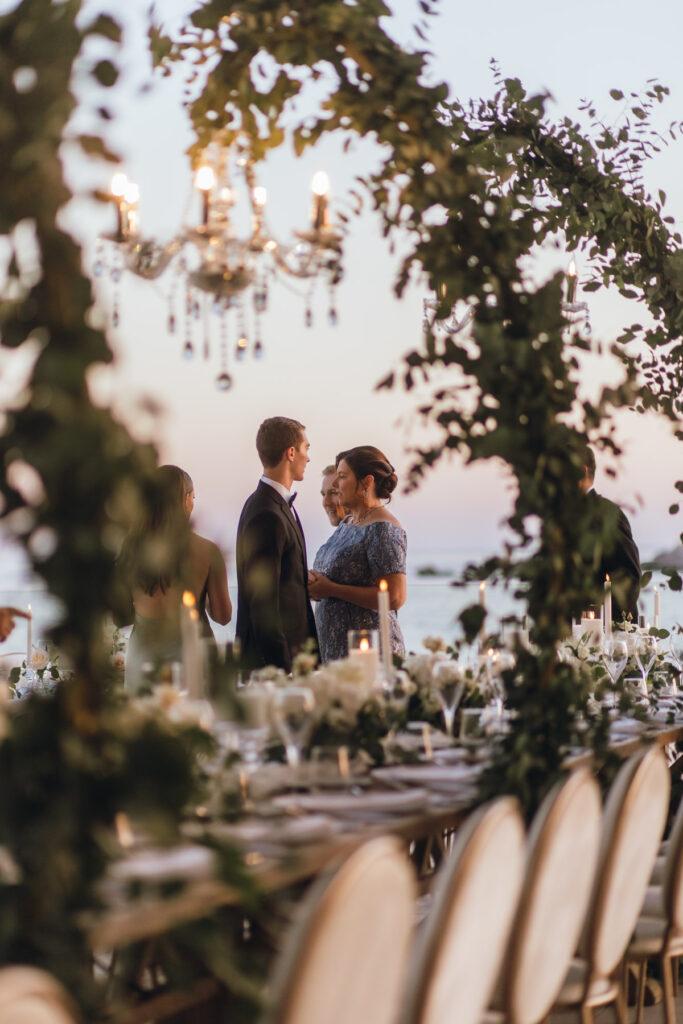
[256,417,305,468]
[583,445,596,481]
[322,464,336,477]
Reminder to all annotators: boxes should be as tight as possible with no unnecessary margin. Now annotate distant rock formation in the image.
[649,545,683,570]
[416,564,454,578]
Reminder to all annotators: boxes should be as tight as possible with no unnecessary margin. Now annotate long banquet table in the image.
[88,718,683,953]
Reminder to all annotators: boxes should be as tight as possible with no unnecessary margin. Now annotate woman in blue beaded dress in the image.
[308,446,407,663]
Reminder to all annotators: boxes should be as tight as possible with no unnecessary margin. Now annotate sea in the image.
[1,536,680,659]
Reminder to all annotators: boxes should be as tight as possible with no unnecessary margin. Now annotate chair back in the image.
[498,768,602,1024]
[581,746,670,977]
[663,796,683,933]
[401,796,525,1024]
[0,967,78,1024]
[266,836,416,1024]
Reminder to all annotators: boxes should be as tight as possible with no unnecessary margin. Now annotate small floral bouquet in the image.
[9,645,65,697]
[105,622,128,677]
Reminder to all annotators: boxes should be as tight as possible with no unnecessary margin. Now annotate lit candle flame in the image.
[588,610,595,619]
[360,637,370,652]
[123,181,139,206]
[338,745,350,779]
[252,185,267,208]
[379,579,388,593]
[182,590,196,608]
[605,574,610,583]
[115,812,134,849]
[567,258,577,277]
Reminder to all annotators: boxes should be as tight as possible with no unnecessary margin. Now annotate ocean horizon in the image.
[1,534,680,657]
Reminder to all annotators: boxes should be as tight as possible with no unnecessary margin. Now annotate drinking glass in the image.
[634,635,658,693]
[602,638,628,686]
[273,686,315,767]
[670,630,683,671]
[431,660,466,737]
[459,707,484,746]
[236,685,272,773]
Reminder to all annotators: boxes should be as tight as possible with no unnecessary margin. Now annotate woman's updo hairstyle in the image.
[335,446,398,502]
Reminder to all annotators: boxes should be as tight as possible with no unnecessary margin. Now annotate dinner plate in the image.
[272,788,429,818]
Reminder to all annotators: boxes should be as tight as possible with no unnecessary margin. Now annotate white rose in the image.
[30,648,49,671]
[423,636,447,654]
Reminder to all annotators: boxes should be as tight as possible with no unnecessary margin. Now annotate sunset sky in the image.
[4,0,683,571]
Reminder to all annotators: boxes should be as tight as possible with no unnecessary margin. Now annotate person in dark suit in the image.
[580,446,641,622]
[236,417,317,672]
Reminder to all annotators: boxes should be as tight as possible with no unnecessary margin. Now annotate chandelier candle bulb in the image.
[377,579,392,681]
[194,165,216,227]
[604,575,612,640]
[565,258,578,304]
[654,586,661,628]
[110,172,128,239]
[181,590,203,698]
[311,170,330,230]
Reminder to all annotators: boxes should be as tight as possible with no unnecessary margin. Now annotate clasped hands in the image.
[307,570,334,601]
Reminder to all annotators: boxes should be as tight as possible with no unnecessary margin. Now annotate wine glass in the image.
[602,638,628,686]
[431,660,466,737]
[634,635,658,694]
[670,630,683,671]
[273,686,315,767]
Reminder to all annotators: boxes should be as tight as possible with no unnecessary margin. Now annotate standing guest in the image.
[321,464,346,527]
[309,446,406,663]
[118,465,231,693]
[0,606,30,643]
[579,446,641,622]
[236,417,317,672]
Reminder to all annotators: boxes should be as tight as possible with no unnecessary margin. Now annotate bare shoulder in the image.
[373,508,403,530]
[190,532,226,568]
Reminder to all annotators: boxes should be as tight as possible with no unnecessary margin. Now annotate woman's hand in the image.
[308,571,334,601]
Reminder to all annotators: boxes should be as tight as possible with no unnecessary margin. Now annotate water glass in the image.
[273,686,315,767]
[236,685,272,772]
[459,707,484,746]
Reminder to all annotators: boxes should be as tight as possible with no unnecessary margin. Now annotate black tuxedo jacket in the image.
[585,490,641,622]
[235,481,317,672]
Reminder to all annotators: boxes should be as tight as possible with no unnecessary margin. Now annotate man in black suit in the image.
[580,446,641,622]
[236,416,317,671]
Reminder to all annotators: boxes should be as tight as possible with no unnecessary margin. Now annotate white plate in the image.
[272,788,429,818]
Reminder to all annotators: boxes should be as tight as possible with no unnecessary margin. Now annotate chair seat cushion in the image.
[553,959,616,1007]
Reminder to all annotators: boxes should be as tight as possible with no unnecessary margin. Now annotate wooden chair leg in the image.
[662,955,677,1024]
[674,956,680,997]
[615,983,629,1024]
[636,960,647,1024]
[580,1005,594,1024]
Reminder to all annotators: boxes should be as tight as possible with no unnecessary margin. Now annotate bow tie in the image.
[288,492,297,507]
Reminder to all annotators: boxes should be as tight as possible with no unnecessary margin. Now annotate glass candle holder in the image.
[347,629,380,685]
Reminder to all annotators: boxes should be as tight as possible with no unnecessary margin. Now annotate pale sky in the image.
[4,0,683,569]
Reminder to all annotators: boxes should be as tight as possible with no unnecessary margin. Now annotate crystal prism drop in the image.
[112,310,119,327]
[253,339,264,359]
[328,307,337,326]
[183,341,194,360]
[168,314,176,334]
[111,267,121,283]
[93,261,103,278]
[235,344,246,362]
[215,372,233,391]
[305,308,313,328]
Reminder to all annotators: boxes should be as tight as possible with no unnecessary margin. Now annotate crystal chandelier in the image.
[95,137,343,390]
[422,259,591,340]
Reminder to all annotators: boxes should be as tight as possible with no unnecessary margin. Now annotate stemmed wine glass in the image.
[670,630,683,671]
[273,686,315,767]
[602,638,628,686]
[431,661,466,738]
[634,635,658,695]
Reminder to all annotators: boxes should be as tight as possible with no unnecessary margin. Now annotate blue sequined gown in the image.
[312,520,407,663]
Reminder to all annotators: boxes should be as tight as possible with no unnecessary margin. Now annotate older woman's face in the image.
[334,460,362,506]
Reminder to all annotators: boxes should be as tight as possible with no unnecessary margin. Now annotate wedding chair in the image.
[626,795,683,1024]
[551,746,670,1024]
[263,835,416,1024]
[0,966,79,1024]
[399,796,525,1024]
[486,766,602,1024]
